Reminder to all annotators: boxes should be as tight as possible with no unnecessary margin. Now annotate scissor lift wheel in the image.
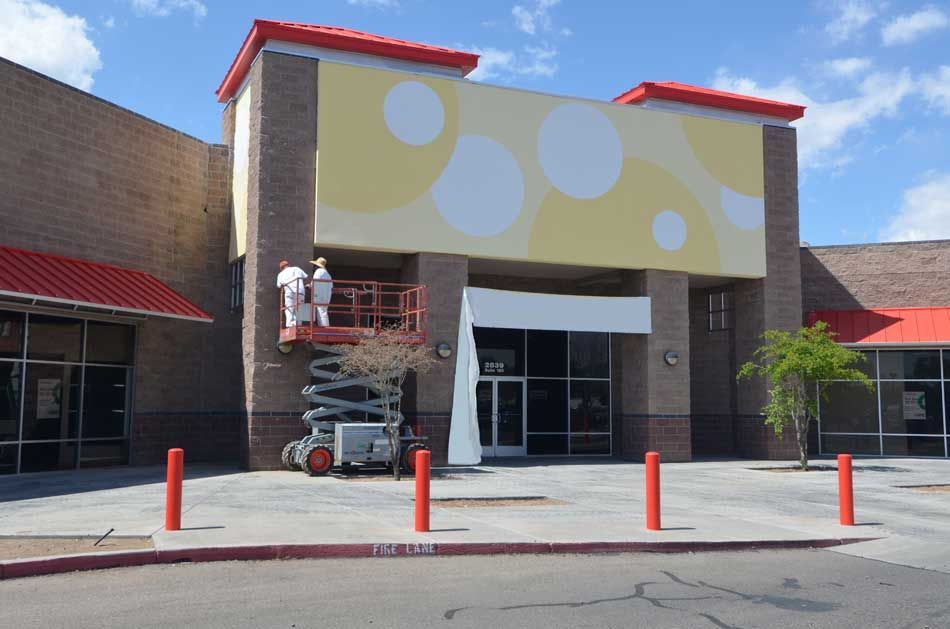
[281,441,300,471]
[304,446,333,476]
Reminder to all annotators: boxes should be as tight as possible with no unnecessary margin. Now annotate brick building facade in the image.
[2,20,945,476]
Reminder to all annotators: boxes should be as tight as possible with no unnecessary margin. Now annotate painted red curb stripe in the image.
[0,549,158,580]
[0,538,876,581]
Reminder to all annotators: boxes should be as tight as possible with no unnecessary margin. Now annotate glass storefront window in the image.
[819,382,878,433]
[820,434,880,456]
[820,348,948,459]
[85,322,135,365]
[0,311,136,473]
[19,441,77,473]
[21,364,81,441]
[526,379,567,433]
[0,362,23,442]
[0,443,16,475]
[81,367,130,438]
[26,315,83,362]
[570,434,610,455]
[0,311,24,359]
[569,332,609,378]
[79,439,129,468]
[527,330,567,377]
[474,328,524,376]
[880,381,943,434]
[570,380,610,433]
[856,351,877,379]
[883,436,945,457]
[878,350,941,380]
[527,434,568,455]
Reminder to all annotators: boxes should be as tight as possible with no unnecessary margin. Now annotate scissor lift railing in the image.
[278,279,427,347]
[276,278,428,454]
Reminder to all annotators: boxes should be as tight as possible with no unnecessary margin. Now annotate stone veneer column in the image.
[401,253,469,465]
[240,53,319,469]
[733,125,802,459]
[617,269,692,462]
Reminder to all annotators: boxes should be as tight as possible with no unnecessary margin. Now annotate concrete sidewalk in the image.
[1,458,948,572]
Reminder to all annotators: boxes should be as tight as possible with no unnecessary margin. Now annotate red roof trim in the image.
[808,308,950,344]
[0,246,213,322]
[613,81,806,122]
[216,20,480,102]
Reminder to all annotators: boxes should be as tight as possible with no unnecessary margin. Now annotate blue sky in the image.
[2,0,949,245]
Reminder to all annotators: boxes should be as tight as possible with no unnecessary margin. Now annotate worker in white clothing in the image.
[311,256,333,327]
[277,260,308,327]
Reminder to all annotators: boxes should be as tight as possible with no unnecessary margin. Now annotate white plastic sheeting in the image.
[447,287,652,465]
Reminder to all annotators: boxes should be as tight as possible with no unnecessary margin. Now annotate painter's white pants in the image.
[283,290,302,327]
[315,305,330,327]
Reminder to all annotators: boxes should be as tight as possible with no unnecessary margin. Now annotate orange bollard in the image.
[414,449,431,532]
[838,453,854,526]
[165,448,184,531]
[645,451,661,531]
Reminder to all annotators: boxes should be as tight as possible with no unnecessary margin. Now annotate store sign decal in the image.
[902,391,926,420]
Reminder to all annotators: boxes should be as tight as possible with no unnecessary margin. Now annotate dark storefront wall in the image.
[0,309,135,474]
[819,348,949,458]
[473,327,612,456]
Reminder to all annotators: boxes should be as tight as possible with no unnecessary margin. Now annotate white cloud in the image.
[822,56,872,78]
[103,15,115,29]
[466,44,558,81]
[879,172,950,241]
[511,0,559,35]
[346,0,399,8]
[825,0,878,43]
[0,0,101,91]
[129,0,206,19]
[712,67,914,171]
[920,65,950,113]
[881,6,948,46]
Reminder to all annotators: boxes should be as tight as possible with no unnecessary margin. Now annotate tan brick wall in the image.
[731,125,802,460]
[0,57,242,464]
[802,240,950,312]
[615,269,692,462]
[238,52,319,469]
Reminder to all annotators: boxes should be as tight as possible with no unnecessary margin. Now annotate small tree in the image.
[337,330,435,480]
[737,321,872,471]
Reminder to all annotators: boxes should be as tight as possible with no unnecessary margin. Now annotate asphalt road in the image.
[2,550,949,628]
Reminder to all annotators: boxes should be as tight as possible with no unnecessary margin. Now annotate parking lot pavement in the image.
[1,457,948,572]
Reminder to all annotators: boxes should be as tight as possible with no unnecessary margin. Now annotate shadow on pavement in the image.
[0,465,242,503]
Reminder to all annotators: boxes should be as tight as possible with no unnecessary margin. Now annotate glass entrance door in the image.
[476,378,525,457]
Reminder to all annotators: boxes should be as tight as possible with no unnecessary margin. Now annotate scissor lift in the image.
[277,279,429,476]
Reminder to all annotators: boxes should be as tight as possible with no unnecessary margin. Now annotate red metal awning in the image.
[0,246,213,322]
[808,308,950,345]
[612,81,806,121]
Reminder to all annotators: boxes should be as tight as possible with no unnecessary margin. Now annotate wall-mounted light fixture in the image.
[663,351,679,366]
[435,342,453,359]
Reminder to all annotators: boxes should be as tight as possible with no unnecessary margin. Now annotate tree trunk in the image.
[795,415,809,471]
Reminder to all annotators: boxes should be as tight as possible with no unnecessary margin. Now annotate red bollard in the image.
[165,448,184,531]
[414,449,431,532]
[645,451,661,531]
[838,453,854,526]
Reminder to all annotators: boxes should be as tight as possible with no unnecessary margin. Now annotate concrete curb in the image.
[0,537,876,581]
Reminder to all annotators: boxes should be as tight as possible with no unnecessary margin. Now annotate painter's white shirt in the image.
[277,266,308,293]
[312,267,333,304]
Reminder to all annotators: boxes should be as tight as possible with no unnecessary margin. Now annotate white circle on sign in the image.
[432,135,525,237]
[720,186,765,230]
[383,81,444,146]
[538,102,623,199]
[652,210,687,251]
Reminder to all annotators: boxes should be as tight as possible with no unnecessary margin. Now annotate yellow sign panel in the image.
[316,61,766,277]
